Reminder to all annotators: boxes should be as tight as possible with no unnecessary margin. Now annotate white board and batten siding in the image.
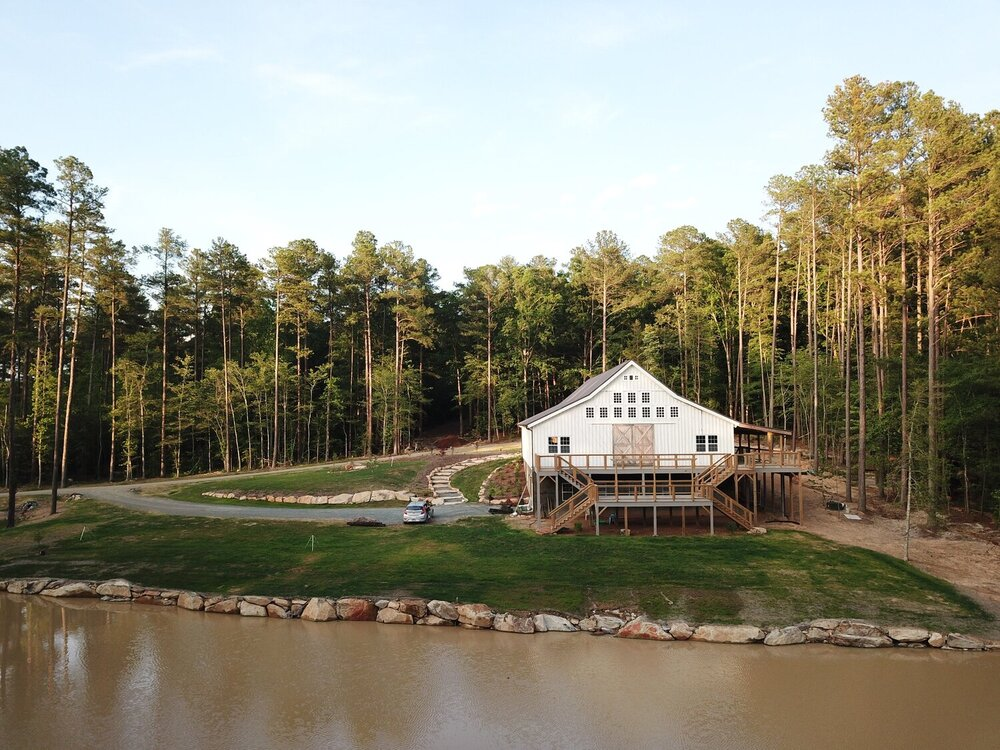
[520,361,737,469]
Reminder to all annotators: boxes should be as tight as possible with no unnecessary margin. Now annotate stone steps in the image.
[427,454,511,505]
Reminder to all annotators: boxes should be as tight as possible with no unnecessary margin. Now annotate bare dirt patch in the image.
[783,474,1000,636]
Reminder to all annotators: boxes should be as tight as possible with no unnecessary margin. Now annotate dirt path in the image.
[779,475,1000,635]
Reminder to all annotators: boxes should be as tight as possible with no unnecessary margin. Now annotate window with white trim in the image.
[613,407,622,418]
[641,392,650,403]
[628,407,636,418]
[548,437,559,453]
[613,392,622,404]
[642,407,650,418]
[560,436,571,454]
[656,407,665,418]
[695,435,718,452]
[670,406,679,418]
[599,407,608,418]
[627,392,636,404]
[585,407,594,418]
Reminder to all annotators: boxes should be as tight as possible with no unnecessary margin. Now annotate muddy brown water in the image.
[1,595,998,750]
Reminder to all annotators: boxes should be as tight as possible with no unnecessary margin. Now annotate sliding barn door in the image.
[612,425,655,466]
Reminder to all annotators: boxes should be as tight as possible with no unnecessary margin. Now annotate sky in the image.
[3,1,998,287]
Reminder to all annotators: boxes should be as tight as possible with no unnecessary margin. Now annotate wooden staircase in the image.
[535,456,598,534]
[693,455,754,530]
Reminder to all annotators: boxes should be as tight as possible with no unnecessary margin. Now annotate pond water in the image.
[1,594,998,749]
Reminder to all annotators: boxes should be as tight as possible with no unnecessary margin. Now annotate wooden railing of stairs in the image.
[536,456,598,534]
[693,454,754,530]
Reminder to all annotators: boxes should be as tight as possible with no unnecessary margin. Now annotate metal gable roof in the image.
[517,360,632,428]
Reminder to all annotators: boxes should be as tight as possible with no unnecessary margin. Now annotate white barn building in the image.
[519,360,806,534]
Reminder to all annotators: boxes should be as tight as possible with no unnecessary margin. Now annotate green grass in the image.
[164,458,429,507]
[451,458,515,501]
[1,499,993,635]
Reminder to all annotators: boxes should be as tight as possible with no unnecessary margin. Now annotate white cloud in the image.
[256,63,384,104]
[628,173,659,190]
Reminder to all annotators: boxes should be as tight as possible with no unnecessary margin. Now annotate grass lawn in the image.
[451,458,516,502]
[1,499,992,635]
[164,457,429,507]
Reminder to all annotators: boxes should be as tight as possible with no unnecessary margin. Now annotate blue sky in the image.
[3,1,998,286]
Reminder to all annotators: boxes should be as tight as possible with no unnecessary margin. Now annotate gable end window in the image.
[628,407,637,418]
[613,407,622,418]
[548,437,559,454]
[656,406,665,418]
[549,436,571,454]
[599,407,608,418]
[585,407,595,418]
[613,392,622,404]
[641,392,650,403]
[670,406,679,418]
[641,407,650,418]
[627,392,636,404]
[708,435,718,452]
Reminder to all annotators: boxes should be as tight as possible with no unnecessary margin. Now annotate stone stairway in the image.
[427,454,511,505]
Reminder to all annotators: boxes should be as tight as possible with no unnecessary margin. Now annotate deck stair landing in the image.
[693,455,753,530]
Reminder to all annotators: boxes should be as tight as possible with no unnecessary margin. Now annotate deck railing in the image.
[536,450,807,473]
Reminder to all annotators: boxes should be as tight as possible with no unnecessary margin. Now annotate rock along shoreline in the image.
[2,577,996,652]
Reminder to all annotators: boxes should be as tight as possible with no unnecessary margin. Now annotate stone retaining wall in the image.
[2,577,995,651]
[201,489,416,505]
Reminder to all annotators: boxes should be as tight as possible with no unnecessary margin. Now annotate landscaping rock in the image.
[579,615,625,634]
[351,491,376,504]
[40,581,97,598]
[337,598,377,621]
[668,621,694,640]
[945,633,985,651]
[96,579,133,598]
[764,626,806,646]
[533,614,576,633]
[243,596,272,607]
[456,603,494,629]
[205,597,240,614]
[239,601,267,617]
[887,627,930,644]
[829,621,892,648]
[927,632,946,648]
[417,615,453,626]
[266,603,290,618]
[747,527,767,535]
[300,598,337,622]
[376,608,414,625]
[8,579,52,595]
[427,600,459,621]
[809,618,843,630]
[177,592,205,611]
[392,598,428,619]
[375,599,390,609]
[330,494,353,504]
[493,613,535,634]
[617,618,673,641]
[691,625,765,644]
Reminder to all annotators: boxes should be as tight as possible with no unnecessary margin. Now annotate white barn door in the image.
[612,425,655,465]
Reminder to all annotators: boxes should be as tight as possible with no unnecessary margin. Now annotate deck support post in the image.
[624,507,629,535]
[653,506,657,536]
[595,504,600,536]
[798,474,804,524]
[753,474,758,523]
[710,503,714,536]
[681,507,686,536]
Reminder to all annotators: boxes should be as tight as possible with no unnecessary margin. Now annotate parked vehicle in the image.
[403,499,434,524]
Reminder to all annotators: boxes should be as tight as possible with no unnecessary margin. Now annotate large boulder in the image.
[96,579,134,599]
[239,601,267,617]
[177,592,205,611]
[691,625,765,644]
[493,613,535,634]
[427,600,459,621]
[764,626,806,646]
[927,632,946,648]
[205,597,240,615]
[377,608,414,625]
[945,633,985,651]
[392,598,428,619]
[533,614,576,633]
[300,597,337,622]
[617,618,673,641]
[351,491,376,504]
[456,603,494,629]
[829,621,892,648]
[8,579,53,595]
[243,595,271,607]
[41,581,97,598]
[668,621,694,640]
[579,615,625,634]
[267,603,290,619]
[337,598,377,621]
[330,494,354,504]
[888,627,930,644]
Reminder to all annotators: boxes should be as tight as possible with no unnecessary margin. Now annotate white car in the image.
[403,500,434,523]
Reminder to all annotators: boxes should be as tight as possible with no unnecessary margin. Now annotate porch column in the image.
[595,504,600,536]
[710,503,714,536]
[653,505,658,536]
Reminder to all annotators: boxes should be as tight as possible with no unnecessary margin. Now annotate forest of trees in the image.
[3,76,999,527]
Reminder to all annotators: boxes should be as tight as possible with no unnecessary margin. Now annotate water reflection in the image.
[1,594,998,749]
